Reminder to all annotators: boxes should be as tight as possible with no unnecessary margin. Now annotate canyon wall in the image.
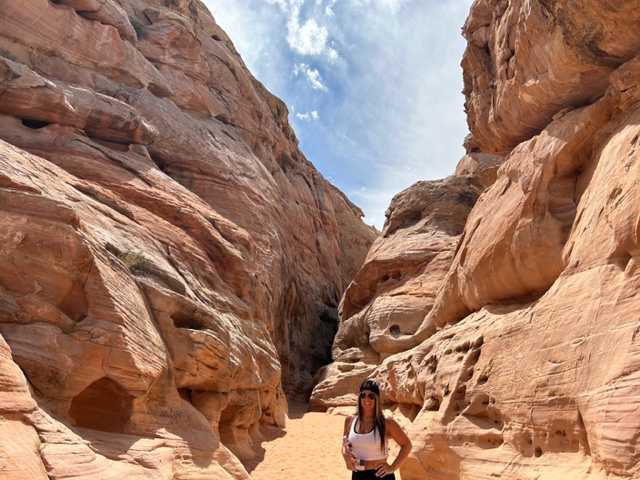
[0,0,376,478]
[312,0,640,479]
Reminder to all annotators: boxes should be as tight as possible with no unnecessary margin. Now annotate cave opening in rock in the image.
[68,377,133,433]
[171,312,206,330]
[178,387,193,403]
[21,118,51,129]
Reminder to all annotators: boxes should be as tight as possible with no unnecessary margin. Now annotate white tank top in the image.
[348,416,387,461]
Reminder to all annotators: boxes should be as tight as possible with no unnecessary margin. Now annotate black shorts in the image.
[352,470,395,480]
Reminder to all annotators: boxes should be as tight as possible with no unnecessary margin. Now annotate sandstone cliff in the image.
[313,1,640,479]
[0,0,376,478]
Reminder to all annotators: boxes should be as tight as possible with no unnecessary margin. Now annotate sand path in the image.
[243,403,403,480]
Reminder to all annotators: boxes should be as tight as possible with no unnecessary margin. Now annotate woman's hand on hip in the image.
[374,461,395,477]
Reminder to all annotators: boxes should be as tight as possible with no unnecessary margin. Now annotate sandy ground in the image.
[243,403,403,480]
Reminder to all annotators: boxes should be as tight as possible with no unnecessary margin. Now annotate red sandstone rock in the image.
[311,176,484,409]
[314,2,640,479]
[455,133,503,188]
[462,0,639,156]
[0,0,375,478]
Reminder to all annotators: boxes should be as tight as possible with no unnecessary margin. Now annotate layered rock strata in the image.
[0,0,375,478]
[313,1,640,479]
[311,175,485,408]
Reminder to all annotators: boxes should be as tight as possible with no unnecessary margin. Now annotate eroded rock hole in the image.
[69,377,133,433]
[172,312,206,330]
[425,395,440,411]
[21,118,50,129]
[58,279,89,325]
[216,113,233,126]
[320,308,338,325]
[470,350,482,363]
[179,388,193,402]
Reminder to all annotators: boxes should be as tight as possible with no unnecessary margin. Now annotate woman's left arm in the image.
[375,417,413,476]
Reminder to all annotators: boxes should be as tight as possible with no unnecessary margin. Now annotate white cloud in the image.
[296,111,320,121]
[294,63,329,91]
[266,0,290,10]
[262,0,333,57]
[305,69,327,91]
[324,0,338,17]
[376,0,410,14]
[287,17,328,55]
[346,0,409,11]
[325,47,339,62]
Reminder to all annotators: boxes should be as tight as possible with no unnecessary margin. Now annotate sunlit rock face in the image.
[0,0,376,478]
[313,1,640,479]
[311,175,486,409]
[462,0,639,156]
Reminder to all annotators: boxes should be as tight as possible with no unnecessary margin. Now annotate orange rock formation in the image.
[313,1,640,479]
[0,0,375,478]
[3,0,640,479]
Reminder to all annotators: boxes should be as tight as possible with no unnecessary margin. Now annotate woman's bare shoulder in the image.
[384,415,402,428]
[344,413,356,427]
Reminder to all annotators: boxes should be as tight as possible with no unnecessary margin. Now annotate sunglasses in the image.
[359,392,376,400]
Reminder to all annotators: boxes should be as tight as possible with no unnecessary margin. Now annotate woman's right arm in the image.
[343,415,351,437]
[342,415,356,471]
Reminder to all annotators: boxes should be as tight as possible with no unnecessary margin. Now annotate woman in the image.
[342,379,412,479]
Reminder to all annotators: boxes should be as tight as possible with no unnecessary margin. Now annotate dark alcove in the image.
[69,377,133,433]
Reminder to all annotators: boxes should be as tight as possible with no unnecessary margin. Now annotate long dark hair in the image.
[357,379,386,451]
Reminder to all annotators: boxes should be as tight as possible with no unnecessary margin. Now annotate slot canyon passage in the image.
[0,0,640,479]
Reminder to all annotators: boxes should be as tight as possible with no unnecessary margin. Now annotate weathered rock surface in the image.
[313,1,640,479]
[462,0,640,156]
[455,133,503,188]
[0,0,375,478]
[311,176,485,409]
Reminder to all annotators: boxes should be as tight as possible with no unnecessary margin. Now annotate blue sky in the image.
[202,0,473,229]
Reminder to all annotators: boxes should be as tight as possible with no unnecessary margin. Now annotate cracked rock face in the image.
[313,1,640,479]
[462,0,639,156]
[0,0,376,478]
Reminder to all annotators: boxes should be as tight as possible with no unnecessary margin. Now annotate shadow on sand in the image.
[242,401,308,473]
